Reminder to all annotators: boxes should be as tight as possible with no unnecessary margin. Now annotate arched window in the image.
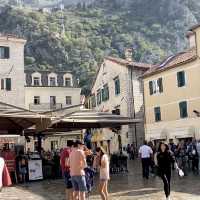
[48,72,57,86]
[32,72,41,86]
[63,73,73,87]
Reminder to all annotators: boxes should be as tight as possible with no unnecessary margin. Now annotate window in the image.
[1,79,4,90]
[91,94,96,108]
[49,77,56,86]
[177,71,185,87]
[114,76,120,95]
[0,46,9,59]
[51,141,58,151]
[50,96,56,105]
[154,107,161,122]
[102,84,109,101]
[112,108,121,130]
[34,96,40,105]
[97,89,101,105]
[5,78,11,91]
[179,101,188,118]
[65,78,71,87]
[33,77,40,86]
[149,78,163,95]
[66,96,72,105]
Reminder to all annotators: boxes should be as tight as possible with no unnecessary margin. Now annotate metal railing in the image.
[29,103,62,112]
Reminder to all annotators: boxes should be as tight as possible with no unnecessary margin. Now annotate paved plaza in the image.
[1,160,200,200]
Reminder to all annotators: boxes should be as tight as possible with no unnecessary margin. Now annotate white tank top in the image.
[100,154,110,180]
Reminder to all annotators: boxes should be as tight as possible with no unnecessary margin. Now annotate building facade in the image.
[0,34,83,151]
[143,25,200,144]
[25,70,81,112]
[24,70,82,151]
[89,51,151,153]
[0,34,26,108]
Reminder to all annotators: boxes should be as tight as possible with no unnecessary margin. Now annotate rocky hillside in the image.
[0,0,199,94]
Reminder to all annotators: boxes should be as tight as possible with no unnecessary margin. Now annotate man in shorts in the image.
[69,140,87,200]
[60,140,74,200]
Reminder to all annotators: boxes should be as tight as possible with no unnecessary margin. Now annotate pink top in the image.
[60,148,70,174]
[69,149,86,176]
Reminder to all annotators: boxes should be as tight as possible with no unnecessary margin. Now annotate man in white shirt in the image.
[196,140,200,171]
[139,141,153,179]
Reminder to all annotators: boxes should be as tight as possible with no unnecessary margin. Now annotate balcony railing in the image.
[29,103,63,112]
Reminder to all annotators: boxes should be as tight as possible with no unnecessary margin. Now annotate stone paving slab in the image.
[1,160,200,200]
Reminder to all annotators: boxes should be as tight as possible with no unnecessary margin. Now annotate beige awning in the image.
[0,101,51,135]
[175,134,194,139]
[49,110,142,131]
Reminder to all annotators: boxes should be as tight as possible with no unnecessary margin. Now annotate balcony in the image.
[29,103,63,112]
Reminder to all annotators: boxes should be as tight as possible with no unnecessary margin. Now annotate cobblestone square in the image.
[1,160,200,200]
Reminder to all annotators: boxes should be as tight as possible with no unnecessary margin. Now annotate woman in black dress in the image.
[157,143,175,200]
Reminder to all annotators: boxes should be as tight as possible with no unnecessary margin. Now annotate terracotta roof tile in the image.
[143,47,197,78]
[105,56,152,70]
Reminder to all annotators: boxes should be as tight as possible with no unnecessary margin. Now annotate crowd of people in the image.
[2,138,200,200]
[138,138,200,200]
[60,140,110,200]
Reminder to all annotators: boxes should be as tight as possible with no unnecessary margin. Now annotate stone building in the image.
[24,70,81,112]
[0,34,26,108]
[24,69,82,151]
[0,34,83,151]
[88,50,151,153]
[143,24,200,144]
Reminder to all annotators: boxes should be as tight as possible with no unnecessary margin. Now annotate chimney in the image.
[124,48,133,62]
[186,31,196,48]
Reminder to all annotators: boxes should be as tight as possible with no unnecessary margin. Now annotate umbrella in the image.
[0,101,51,135]
[49,110,142,131]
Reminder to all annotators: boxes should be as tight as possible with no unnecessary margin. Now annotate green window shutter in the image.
[154,107,161,122]
[101,88,104,101]
[1,79,4,90]
[102,84,109,101]
[97,90,101,105]
[91,95,96,108]
[4,47,10,59]
[158,78,163,93]
[149,81,153,95]
[179,101,188,118]
[5,78,11,91]
[105,85,109,100]
[177,71,185,87]
[114,78,120,95]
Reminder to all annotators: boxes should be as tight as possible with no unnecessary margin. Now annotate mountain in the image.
[0,0,199,94]
[0,0,94,7]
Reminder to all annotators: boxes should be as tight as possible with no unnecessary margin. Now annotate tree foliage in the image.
[0,0,199,94]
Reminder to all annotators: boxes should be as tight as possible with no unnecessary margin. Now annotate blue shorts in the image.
[64,171,73,189]
[71,176,87,192]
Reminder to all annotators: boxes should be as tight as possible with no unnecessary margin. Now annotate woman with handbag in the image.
[157,143,182,200]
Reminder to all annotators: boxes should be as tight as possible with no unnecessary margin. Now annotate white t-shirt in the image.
[100,154,110,180]
[196,142,200,154]
[139,145,153,158]
[0,157,5,188]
